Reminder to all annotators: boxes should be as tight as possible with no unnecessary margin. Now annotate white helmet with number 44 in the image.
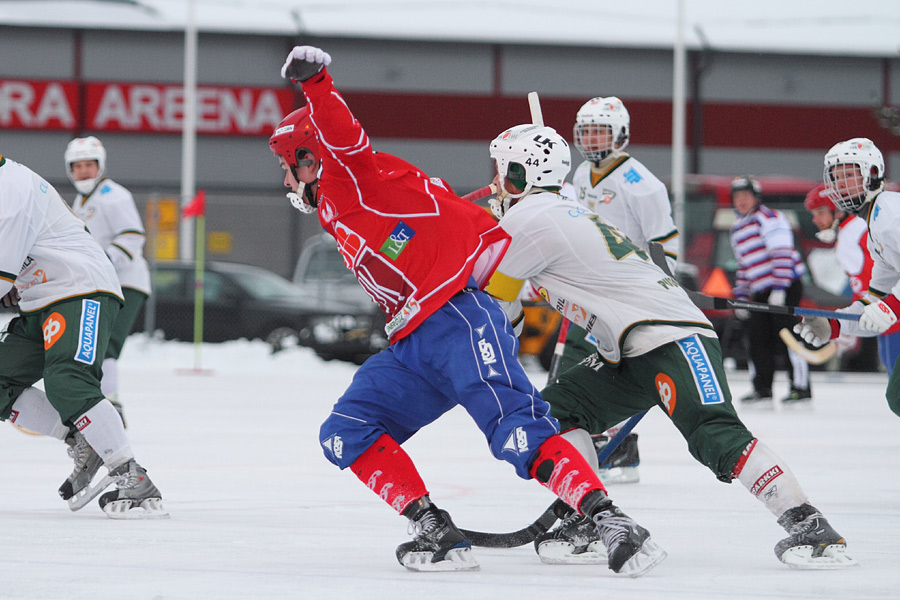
[488,124,571,218]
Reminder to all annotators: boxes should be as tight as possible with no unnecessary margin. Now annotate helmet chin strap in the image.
[814,226,837,244]
[74,178,100,195]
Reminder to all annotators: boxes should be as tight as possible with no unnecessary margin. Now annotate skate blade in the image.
[780,544,859,569]
[400,547,480,572]
[102,498,170,520]
[616,538,667,578]
[599,467,640,484]
[67,473,117,512]
[739,400,775,411]
[780,400,814,412]
[538,541,608,565]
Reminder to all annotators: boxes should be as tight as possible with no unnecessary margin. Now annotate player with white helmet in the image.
[558,96,679,482]
[64,136,151,424]
[796,138,900,413]
[1,154,167,518]
[484,124,855,570]
[274,45,664,577]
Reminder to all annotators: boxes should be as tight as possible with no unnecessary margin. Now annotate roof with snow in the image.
[1,0,899,57]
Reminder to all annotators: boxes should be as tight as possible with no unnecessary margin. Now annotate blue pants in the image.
[878,331,900,376]
[319,289,560,479]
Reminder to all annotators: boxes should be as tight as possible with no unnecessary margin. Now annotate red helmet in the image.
[269,105,320,173]
[804,183,835,212]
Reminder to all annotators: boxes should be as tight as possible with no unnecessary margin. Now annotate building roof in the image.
[2,0,899,57]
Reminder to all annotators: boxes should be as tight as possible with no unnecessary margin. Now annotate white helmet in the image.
[488,124,570,217]
[65,136,107,195]
[573,96,630,162]
[823,137,884,213]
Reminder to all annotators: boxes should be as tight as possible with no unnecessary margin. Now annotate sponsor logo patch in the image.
[676,335,724,405]
[655,373,676,416]
[322,434,343,460]
[10,409,19,423]
[502,427,529,455]
[379,221,415,260]
[74,299,101,365]
[750,466,783,497]
[43,312,66,349]
[74,416,91,431]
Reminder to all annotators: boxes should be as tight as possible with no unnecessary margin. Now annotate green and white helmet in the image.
[488,124,571,217]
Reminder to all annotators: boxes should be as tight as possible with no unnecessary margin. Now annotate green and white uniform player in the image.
[66,136,151,422]
[485,124,854,569]
[559,96,680,481]
[0,155,166,519]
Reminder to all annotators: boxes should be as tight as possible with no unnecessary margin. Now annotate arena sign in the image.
[0,78,295,136]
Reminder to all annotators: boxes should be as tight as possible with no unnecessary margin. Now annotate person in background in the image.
[558,96,680,482]
[1,153,167,519]
[729,175,811,407]
[804,182,900,373]
[65,136,151,425]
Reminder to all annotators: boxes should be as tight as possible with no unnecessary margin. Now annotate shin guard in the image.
[529,434,607,513]
[350,433,429,514]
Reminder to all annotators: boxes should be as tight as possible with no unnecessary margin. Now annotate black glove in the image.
[281,46,332,82]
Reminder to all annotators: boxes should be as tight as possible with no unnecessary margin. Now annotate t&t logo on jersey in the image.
[43,312,66,349]
[74,299,101,365]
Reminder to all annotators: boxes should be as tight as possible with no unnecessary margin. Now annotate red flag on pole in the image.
[182,189,206,218]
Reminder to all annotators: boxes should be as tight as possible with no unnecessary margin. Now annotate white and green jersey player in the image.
[0,155,167,519]
[485,124,855,570]
[66,136,151,405]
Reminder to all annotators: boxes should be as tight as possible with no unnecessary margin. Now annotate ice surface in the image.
[2,337,897,599]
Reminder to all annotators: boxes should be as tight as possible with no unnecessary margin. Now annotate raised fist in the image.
[281,46,332,82]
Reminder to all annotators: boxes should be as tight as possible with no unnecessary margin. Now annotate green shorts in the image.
[106,287,148,360]
[542,333,754,481]
[0,294,120,425]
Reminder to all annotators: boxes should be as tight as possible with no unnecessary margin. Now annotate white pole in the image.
[180,0,198,260]
[671,0,687,260]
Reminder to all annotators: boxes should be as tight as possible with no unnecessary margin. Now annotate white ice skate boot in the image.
[58,430,108,511]
[775,503,857,569]
[98,460,169,519]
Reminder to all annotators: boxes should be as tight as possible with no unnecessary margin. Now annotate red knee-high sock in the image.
[529,434,608,514]
[350,434,429,515]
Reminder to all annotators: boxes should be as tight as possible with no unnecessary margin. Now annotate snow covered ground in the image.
[2,336,898,600]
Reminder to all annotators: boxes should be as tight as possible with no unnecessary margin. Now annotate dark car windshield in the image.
[228,268,303,300]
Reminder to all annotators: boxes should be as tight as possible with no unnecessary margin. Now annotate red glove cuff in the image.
[882,294,900,317]
[829,319,841,340]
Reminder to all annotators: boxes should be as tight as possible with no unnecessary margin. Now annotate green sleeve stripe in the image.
[869,287,887,299]
[117,229,146,237]
[650,230,680,244]
[0,271,15,283]
[111,244,134,260]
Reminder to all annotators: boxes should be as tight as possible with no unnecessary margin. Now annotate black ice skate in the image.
[534,511,607,564]
[396,496,478,572]
[775,503,857,569]
[739,389,774,409]
[98,460,169,519]
[58,430,107,511]
[594,432,640,484]
[581,490,666,577]
[780,387,812,409]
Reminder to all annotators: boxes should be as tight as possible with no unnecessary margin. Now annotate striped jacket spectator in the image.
[730,204,805,299]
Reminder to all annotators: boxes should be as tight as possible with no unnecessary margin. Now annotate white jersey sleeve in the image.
[496,191,711,364]
[72,178,151,294]
[0,157,122,312]
[863,191,900,299]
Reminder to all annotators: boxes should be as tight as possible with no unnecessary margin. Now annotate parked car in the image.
[292,233,388,363]
[134,260,384,363]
